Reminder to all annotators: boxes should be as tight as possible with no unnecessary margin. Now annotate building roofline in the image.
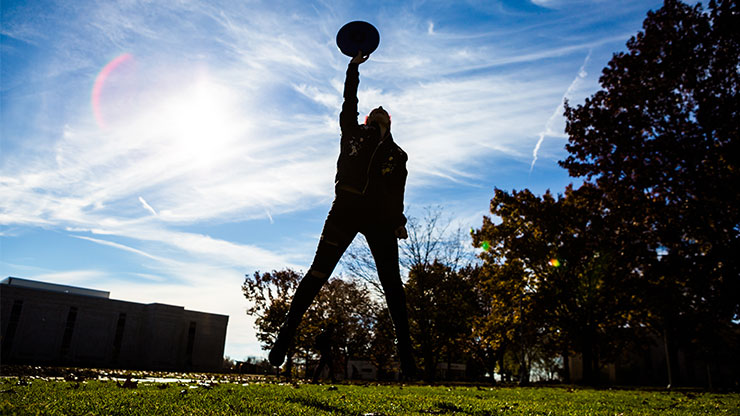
[1,277,229,319]
[2,276,110,298]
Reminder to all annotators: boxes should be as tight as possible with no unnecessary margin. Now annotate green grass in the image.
[1,376,738,415]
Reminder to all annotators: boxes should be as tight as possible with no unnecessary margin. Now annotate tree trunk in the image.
[582,332,594,385]
[423,347,437,382]
[706,362,713,391]
[488,361,497,383]
[496,348,507,382]
[663,328,673,389]
[305,349,310,379]
[286,353,294,380]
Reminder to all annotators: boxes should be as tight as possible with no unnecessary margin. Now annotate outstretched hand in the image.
[351,50,369,65]
[395,226,408,240]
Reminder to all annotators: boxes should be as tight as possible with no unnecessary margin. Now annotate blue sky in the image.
[2,0,665,360]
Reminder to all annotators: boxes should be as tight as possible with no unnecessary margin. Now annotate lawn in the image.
[1,370,738,415]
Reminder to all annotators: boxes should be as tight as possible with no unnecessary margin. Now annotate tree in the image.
[243,269,379,379]
[560,0,739,387]
[401,206,475,273]
[405,261,480,382]
[302,277,375,379]
[340,206,479,382]
[242,269,302,375]
[364,304,398,380]
[473,185,650,385]
[341,206,476,299]
[467,255,532,383]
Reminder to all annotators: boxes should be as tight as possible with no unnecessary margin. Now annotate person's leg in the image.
[364,228,417,379]
[269,203,357,367]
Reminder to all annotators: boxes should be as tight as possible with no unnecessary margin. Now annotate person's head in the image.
[366,106,390,131]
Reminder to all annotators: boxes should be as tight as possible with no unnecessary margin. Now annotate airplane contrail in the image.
[139,196,158,216]
[530,50,592,173]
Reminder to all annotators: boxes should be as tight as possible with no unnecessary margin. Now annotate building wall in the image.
[1,285,227,372]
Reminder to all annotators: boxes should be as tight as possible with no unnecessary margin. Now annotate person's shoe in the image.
[268,323,294,367]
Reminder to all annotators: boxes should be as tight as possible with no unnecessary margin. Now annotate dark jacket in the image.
[335,63,408,229]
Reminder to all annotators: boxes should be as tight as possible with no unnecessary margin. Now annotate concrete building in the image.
[1,277,228,372]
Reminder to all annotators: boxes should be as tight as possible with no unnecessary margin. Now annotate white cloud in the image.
[72,235,161,262]
[531,0,606,9]
[29,270,112,289]
[2,0,616,233]
[531,0,557,7]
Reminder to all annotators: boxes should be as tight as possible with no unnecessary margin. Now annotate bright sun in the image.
[153,77,244,169]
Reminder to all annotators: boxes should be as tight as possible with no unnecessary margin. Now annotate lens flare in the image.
[549,258,561,267]
[92,53,133,128]
[481,241,491,251]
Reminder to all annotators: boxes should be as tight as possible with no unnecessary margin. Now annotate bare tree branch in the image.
[339,205,478,298]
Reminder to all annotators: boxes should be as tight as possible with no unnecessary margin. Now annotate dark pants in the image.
[284,192,415,374]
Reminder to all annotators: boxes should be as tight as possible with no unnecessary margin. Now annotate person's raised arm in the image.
[340,51,368,135]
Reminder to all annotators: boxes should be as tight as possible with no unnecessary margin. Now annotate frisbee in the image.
[336,21,380,57]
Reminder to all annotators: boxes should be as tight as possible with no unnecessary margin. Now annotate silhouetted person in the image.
[269,50,416,380]
[312,324,335,383]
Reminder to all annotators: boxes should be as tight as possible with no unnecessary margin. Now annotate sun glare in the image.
[154,77,244,169]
